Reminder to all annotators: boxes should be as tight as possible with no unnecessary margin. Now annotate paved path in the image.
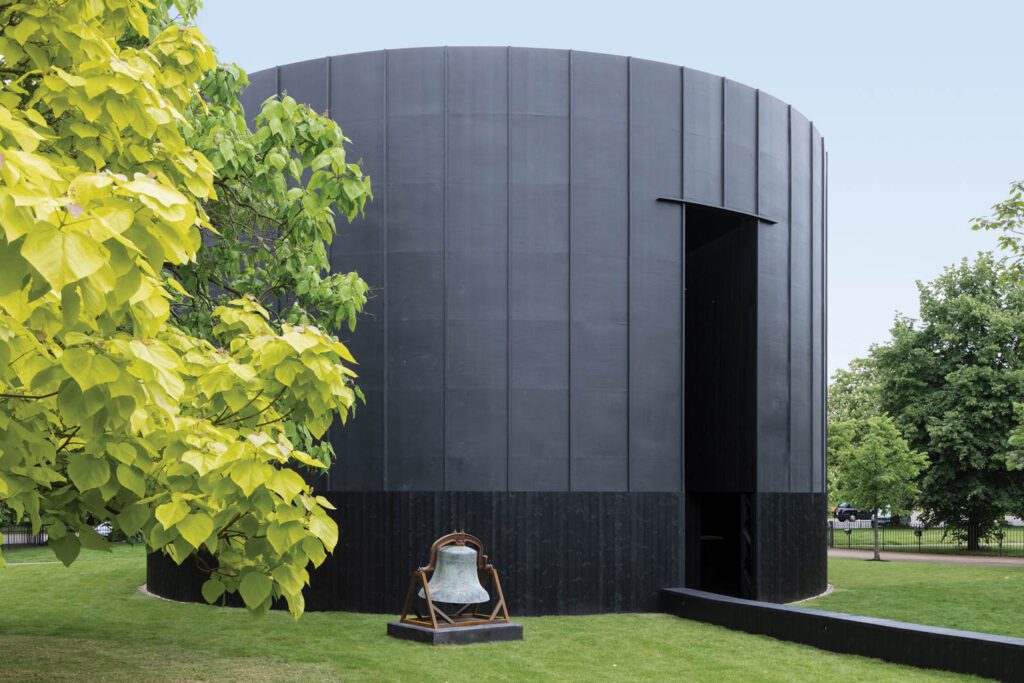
[829,548,1024,567]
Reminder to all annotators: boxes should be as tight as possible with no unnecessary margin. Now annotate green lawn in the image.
[0,546,978,682]
[806,557,1024,638]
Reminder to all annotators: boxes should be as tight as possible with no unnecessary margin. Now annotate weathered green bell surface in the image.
[419,545,490,604]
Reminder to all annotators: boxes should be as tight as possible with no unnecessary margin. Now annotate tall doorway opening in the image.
[683,204,758,598]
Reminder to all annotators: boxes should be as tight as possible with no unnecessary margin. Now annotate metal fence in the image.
[828,520,1024,557]
[0,525,48,546]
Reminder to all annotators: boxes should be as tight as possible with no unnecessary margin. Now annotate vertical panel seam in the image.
[754,90,760,217]
[443,46,449,490]
[786,105,793,494]
[680,65,686,495]
[721,78,726,208]
[681,68,687,200]
[753,89,760,494]
[821,140,826,493]
[567,50,573,491]
[808,123,814,493]
[383,51,390,491]
[324,57,330,118]
[626,56,631,492]
[506,46,511,491]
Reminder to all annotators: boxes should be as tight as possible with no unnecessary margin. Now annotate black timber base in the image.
[662,587,1024,681]
[387,620,524,645]
[147,490,685,615]
[753,492,829,603]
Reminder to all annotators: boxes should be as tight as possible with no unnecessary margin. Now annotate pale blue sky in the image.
[197,1,1023,375]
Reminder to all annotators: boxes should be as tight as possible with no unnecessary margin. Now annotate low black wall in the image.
[147,490,684,616]
[661,587,1024,681]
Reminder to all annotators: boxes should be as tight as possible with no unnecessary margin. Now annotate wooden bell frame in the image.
[399,531,511,629]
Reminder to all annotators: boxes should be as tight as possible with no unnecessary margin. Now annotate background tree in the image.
[829,357,882,424]
[0,0,364,616]
[872,254,1024,549]
[973,180,1024,472]
[828,357,884,508]
[830,416,928,560]
[971,180,1024,276]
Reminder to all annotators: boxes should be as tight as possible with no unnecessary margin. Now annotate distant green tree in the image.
[971,180,1024,276]
[0,503,16,527]
[830,416,928,560]
[829,357,882,424]
[873,254,1024,548]
[972,180,1024,473]
[828,357,884,508]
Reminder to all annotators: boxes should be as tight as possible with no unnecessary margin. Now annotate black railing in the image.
[0,525,48,546]
[827,520,1024,557]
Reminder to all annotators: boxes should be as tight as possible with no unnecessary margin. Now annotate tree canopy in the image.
[872,253,1024,542]
[828,357,882,424]
[829,415,927,558]
[0,0,367,616]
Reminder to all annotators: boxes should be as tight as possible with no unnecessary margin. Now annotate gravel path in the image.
[829,548,1024,567]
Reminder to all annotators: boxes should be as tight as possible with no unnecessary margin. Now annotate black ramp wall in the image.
[147,48,827,615]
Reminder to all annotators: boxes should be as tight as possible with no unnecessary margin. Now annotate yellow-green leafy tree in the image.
[0,0,362,617]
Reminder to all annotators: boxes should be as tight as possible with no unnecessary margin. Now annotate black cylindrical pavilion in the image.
[148,47,828,614]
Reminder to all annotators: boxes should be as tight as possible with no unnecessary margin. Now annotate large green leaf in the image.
[67,455,110,491]
[116,502,150,536]
[201,578,225,604]
[21,224,105,290]
[308,510,337,550]
[230,459,270,496]
[49,533,81,567]
[267,520,303,553]
[176,512,213,549]
[155,500,189,530]
[60,348,120,391]
[115,464,146,498]
[238,570,272,609]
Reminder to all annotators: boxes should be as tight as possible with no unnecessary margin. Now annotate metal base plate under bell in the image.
[387,620,524,645]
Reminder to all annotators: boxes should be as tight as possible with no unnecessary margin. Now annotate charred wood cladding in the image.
[147,48,828,615]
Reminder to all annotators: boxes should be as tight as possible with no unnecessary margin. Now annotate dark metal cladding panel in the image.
[811,127,825,494]
[756,93,791,492]
[683,68,724,206]
[628,58,683,492]
[329,51,386,121]
[329,118,384,257]
[789,111,812,493]
[724,80,758,214]
[278,57,328,115]
[240,67,278,129]
[327,52,387,491]
[386,48,446,489]
[508,48,570,490]
[444,48,508,491]
[570,51,629,491]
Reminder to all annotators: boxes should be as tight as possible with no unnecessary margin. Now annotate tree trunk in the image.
[872,511,881,561]
[966,521,981,552]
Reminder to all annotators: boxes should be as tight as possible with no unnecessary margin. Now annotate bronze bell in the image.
[419,544,490,604]
[398,531,512,633]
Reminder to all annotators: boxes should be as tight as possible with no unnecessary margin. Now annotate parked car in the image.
[833,503,874,522]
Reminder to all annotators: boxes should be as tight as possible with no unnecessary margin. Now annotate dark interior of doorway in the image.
[683,204,758,598]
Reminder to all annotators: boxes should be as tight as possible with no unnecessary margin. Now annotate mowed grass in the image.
[806,557,1024,639]
[0,546,986,682]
